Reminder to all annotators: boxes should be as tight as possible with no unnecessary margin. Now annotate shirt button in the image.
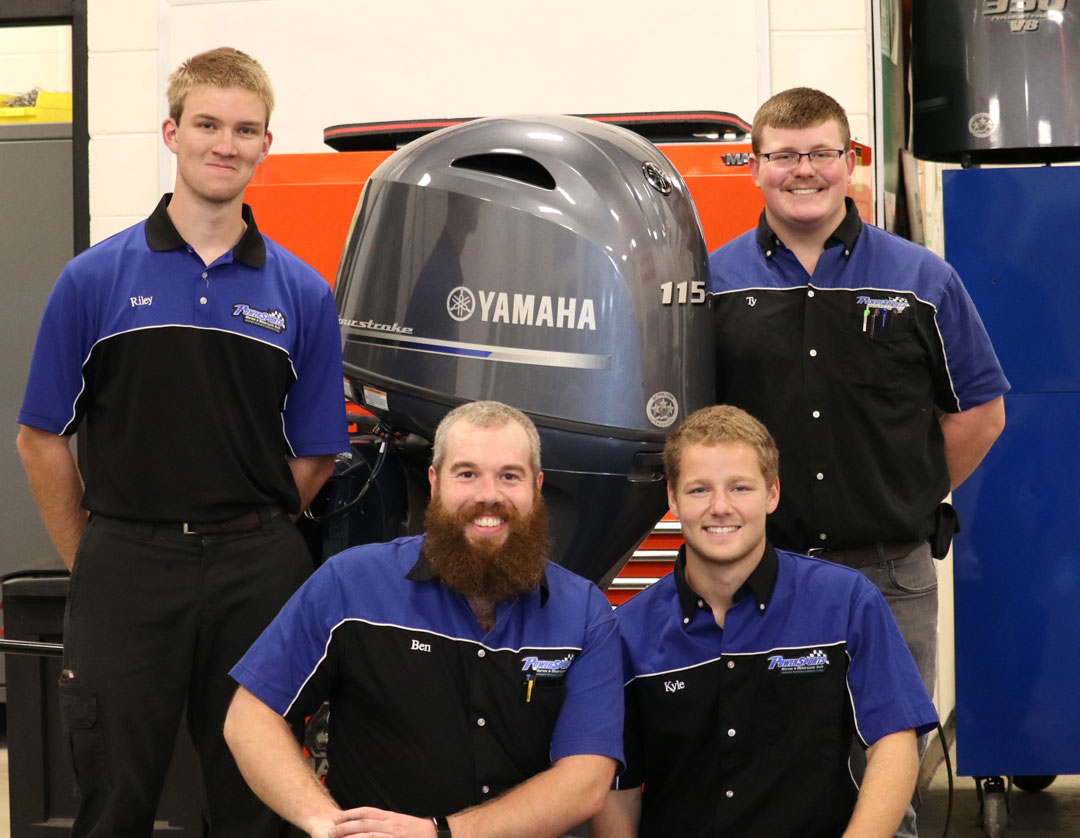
[725,790,734,798]
[477,649,486,658]
[727,728,736,737]
[682,617,690,625]
[481,785,490,794]
[201,271,208,279]
[759,603,765,612]
[476,718,486,727]
[807,289,815,298]
[816,472,824,480]
[812,410,821,419]
[726,660,735,669]
[819,533,828,541]
[809,349,818,357]
[696,599,704,608]
[199,297,208,305]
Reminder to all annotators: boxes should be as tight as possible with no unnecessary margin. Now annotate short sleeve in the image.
[846,584,939,746]
[549,587,625,769]
[18,265,97,435]
[933,267,1009,413]
[281,276,348,457]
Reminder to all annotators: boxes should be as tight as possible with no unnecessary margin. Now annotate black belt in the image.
[179,505,286,535]
[806,540,925,569]
[97,505,286,536]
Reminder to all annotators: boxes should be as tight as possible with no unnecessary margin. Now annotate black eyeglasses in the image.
[757,149,846,169]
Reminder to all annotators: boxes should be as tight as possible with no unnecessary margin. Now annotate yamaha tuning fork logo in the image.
[642,161,673,195]
[446,286,477,322]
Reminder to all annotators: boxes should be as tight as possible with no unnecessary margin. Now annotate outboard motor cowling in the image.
[335,115,714,584]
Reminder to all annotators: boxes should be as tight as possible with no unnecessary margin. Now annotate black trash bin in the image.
[3,572,202,836]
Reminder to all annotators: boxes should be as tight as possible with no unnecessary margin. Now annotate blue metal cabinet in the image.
[945,166,1080,777]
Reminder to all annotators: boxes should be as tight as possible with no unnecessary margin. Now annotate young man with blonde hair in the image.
[591,405,938,838]
[707,87,1008,837]
[17,47,347,836]
[225,400,623,838]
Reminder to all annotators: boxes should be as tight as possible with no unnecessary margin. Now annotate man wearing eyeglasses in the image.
[704,88,1008,838]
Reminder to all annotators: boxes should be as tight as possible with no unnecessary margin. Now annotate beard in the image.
[422,492,552,601]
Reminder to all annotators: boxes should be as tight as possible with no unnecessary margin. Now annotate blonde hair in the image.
[751,87,850,153]
[432,401,541,476]
[167,47,274,127]
[664,405,779,488]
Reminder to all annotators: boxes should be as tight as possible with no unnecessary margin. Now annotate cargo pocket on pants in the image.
[58,681,108,797]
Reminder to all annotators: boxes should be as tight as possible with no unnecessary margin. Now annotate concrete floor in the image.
[918,745,1080,838]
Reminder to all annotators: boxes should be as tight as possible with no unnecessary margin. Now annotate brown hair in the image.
[750,87,850,153]
[167,47,274,127]
[432,401,541,476]
[664,405,779,489]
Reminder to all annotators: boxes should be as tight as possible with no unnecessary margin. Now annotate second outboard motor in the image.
[334,115,714,584]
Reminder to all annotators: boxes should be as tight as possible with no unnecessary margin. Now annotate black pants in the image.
[59,513,313,838]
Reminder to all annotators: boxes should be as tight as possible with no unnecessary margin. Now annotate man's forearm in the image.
[17,425,88,570]
[449,754,616,838]
[224,686,340,837]
[843,730,918,838]
[588,787,641,838]
[324,755,616,838]
[288,454,336,512]
[940,395,1005,490]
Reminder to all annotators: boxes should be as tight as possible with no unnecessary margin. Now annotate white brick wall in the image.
[87,0,159,52]
[88,134,160,219]
[771,0,867,30]
[767,0,873,142]
[87,52,160,135]
[86,0,159,244]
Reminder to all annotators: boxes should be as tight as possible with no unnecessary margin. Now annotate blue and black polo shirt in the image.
[231,534,624,818]
[615,543,937,838]
[18,194,348,521]
[708,199,1009,551]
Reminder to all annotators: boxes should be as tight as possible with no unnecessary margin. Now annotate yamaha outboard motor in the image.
[334,115,714,584]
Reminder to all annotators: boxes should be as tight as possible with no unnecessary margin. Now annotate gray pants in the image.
[851,541,939,838]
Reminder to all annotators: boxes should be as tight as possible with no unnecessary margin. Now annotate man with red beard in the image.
[224,401,623,838]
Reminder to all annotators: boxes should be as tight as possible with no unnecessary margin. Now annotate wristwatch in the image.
[432,815,452,837]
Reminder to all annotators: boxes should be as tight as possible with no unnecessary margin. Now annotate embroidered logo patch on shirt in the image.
[233,303,286,334]
[520,653,575,680]
[766,648,830,675]
[520,653,575,703]
[856,295,909,336]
